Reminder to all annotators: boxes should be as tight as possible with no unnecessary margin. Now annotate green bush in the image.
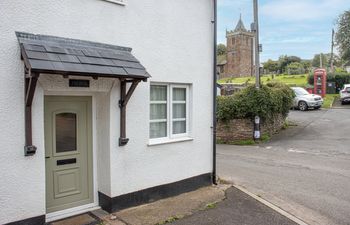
[217,82,294,122]
[308,72,350,91]
[307,73,314,85]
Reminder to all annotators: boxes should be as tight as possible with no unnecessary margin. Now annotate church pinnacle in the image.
[234,14,247,32]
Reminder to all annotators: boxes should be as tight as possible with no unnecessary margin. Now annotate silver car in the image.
[291,87,323,111]
[340,84,350,105]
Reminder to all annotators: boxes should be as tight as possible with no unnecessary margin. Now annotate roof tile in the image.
[44,45,67,54]
[57,54,80,63]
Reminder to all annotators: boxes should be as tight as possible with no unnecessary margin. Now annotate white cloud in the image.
[260,0,349,22]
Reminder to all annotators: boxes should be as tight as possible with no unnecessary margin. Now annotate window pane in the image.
[173,121,186,134]
[173,88,186,101]
[56,113,77,153]
[150,103,167,120]
[172,103,186,119]
[150,122,167,138]
[151,85,167,101]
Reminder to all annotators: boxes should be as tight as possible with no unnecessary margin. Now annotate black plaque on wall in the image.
[69,79,90,87]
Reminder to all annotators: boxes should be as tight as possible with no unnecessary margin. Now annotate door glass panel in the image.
[56,113,77,153]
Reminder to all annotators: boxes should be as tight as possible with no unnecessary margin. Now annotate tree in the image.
[286,62,304,75]
[278,55,289,73]
[301,60,312,73]
[217,44,227,56]
[278,55,301,73]
[312,53,330,68]
[287,56,302,64]
[263,59,279,74]
[335,10,350,61]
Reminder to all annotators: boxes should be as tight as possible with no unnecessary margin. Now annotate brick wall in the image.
[217,114,285,143]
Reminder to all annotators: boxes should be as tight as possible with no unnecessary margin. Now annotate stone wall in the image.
[217,114,286,143]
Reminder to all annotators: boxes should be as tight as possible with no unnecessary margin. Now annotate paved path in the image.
[332,97,350,109]
[218,109,350,225]
[173,187,297,225]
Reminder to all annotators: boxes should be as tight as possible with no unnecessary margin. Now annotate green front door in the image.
[44,96,93,213]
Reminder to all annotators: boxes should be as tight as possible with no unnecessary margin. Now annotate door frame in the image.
[44,92,99,223]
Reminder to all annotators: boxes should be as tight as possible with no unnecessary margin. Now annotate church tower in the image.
[225,16,254,78]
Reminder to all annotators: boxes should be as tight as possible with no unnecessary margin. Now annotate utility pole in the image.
[252,0,261,140]
[253,0,260,88]
[320,53,323,68]
[330,29,335,73]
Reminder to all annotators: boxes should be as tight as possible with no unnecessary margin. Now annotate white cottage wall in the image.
[96,92,112,196]
[0,0,214,223]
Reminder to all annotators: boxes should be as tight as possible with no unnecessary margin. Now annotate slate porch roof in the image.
[16,32,150,80]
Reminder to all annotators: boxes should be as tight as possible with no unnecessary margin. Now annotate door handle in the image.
[57,158,77,166]
[45,156,50,159]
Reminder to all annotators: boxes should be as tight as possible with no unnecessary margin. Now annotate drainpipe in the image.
[212,0,218,185]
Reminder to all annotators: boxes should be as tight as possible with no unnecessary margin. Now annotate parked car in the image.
[291,87,323,111]
[339,84,350,105]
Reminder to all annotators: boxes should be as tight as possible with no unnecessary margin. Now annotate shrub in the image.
[217,82,294,122]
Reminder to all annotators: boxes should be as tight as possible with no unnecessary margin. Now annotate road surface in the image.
[218,108,350,225]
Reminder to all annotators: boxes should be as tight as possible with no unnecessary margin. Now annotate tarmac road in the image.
[218,108,350,225]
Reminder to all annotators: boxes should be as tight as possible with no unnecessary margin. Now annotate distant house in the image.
[217,59,227,75]
[0,1,216,224]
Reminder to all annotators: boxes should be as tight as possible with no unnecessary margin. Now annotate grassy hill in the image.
[218,74,308,87]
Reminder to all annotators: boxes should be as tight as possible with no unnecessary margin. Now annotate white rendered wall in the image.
[0,0,214,223]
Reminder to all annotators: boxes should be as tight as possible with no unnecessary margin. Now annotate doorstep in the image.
[47,212,102,225]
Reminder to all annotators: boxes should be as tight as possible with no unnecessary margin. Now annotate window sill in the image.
[100,0,126,6]
[148,137,193,146]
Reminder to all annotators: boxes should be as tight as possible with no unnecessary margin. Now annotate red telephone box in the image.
[314,69,327,97]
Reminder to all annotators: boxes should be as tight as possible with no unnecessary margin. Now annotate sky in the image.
[218,0,350,62]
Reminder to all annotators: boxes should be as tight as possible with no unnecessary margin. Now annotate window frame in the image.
[149,83,190,143]
[149,85,168,140]
[169,84,189,139]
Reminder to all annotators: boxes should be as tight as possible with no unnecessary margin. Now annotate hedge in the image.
[217,82,294,122]
[308,72,350,91]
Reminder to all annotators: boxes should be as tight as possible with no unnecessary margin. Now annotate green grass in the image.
[218,74,308,87]
[260,134,270,142]
[156,215,184,225]
[322,94,338,108]
[217,135,270,146]
[205,202,218,209]
[282,120,298,130]
[217,139,256,145]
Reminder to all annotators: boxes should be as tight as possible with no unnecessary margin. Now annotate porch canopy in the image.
[16,32,150,155]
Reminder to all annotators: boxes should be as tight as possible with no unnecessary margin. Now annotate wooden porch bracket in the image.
[119,79,141,146]
[24,70,40,156]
